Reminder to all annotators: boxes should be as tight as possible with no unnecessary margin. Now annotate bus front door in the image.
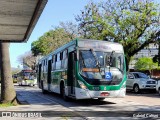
[67,51,76,96]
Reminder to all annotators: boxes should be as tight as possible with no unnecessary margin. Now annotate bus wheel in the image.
[98,98,105,101]
[60,82,69,101]
[133,84,140,93]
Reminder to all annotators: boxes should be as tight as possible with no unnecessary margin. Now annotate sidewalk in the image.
[0,87,87,120]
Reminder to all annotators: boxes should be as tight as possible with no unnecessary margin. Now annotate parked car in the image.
[156,80,160,95]
[126,72,156,93]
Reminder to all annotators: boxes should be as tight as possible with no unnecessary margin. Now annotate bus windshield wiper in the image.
[79,51,86,68]
[107,51,115,72]
[90,49,101,71]
[109,51,115,65]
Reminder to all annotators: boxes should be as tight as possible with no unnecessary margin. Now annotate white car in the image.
[156,80,160,95]
[126,72,156,93]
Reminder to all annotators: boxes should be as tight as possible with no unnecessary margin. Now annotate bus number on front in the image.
[93,87,99,91]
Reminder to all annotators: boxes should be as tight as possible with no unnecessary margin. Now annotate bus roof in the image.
[38,39,124,62]
[78,39,123,52]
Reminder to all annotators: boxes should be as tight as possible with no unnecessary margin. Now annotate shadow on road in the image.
[15,85,116,107]
[44,91,116,106]
[15,85,160,119]
[126,90,160,98]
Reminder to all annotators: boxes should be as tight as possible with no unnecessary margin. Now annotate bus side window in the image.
[45,59,47,72]
[55,54,57,69]
[43,60,45,72]
[52,55,54,63]
[55,55,57,62]
[60,52,63,68]
[52,55,55,70]
[63,49,68,69]
[56,53,61,69]
[60,52,63,60]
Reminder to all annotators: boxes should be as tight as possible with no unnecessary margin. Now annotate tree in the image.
[59,21,79,39]
[17,51,39,70]
[31,26,78,56]
[75,0,160,70]
[12,67,21,75]
[153,39,160,65]
[0,42,17,104]
[134,57,160,75]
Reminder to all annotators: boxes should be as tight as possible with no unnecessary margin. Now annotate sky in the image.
[9,0,94,68]
[9,0,159,68]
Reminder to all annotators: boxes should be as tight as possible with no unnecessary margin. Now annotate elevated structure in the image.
[0,0,48,42]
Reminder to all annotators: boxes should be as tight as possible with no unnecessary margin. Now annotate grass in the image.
[0,86,19,107]
[0,94,18,107]
[0,102,15,107]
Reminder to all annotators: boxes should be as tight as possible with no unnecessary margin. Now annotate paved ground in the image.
[0,85,87,120]
[0,85,159,120]
[124,92,160,106]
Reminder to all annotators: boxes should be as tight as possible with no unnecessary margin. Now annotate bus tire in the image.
[60,82,69,101]
[41,81,47,94]
[98,98,105,101]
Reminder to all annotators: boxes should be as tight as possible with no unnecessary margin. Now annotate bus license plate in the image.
[100,92,109,96]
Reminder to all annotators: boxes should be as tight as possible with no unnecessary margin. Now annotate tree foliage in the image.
[31,23,78,56]
[134,57,160,71]
[11,67,21,75]
[30,0,160,71]
[75,0,160,70]
[17,51,38,70]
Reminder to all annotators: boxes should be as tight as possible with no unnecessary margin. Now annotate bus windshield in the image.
[22,71,36,80]
[79,50,124,79]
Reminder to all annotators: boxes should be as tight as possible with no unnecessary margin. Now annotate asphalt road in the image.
[17,85,160,119]
[0,85,159,120]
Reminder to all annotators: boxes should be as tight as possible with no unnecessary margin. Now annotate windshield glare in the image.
[79,50,124,79]
[133,73,149,79]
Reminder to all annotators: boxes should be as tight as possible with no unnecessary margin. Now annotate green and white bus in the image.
[17,69,37,86]
[37,39,126,100]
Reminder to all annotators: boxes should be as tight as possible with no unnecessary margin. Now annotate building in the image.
[129,43,160,78]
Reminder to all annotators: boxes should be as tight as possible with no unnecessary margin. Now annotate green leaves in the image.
[30,0,160,71]
[75,0,160,70]
[134,57,160,71]
[31,28,76,56]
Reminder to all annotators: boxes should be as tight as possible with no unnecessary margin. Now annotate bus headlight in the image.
[78,80,87,89]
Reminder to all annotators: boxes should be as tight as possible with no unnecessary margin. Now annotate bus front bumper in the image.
[75,87,126,99]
